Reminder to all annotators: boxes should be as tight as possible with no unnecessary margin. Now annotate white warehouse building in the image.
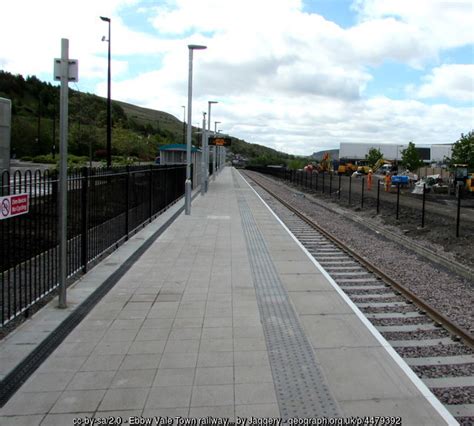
[339,143,452,164]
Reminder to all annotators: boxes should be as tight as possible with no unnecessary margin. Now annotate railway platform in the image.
[0,167,457,425]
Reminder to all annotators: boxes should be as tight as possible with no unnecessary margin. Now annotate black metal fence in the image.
[0,165,186,326]
[247,166,473,238]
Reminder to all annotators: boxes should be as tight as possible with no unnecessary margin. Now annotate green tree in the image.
[365,147,383,168]
[287,158,307,170]
[449,131,474,170]
[401,142,423,172]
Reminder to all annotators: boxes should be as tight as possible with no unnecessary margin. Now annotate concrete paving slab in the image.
[50,389,105,413]
[145,385,192,409]
[0,415,46,426]
[66,371,115,390]
[191,384,234,407]
[315,346,426,401]
[300,313,382,349]
[98,387,149,411]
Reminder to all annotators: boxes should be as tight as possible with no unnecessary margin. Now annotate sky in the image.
[1,0,473,156]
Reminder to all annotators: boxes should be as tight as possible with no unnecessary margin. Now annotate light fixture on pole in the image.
[206,101,218,191]
[181,105,186,144]
[185,44,207,215]
[100,16,112,168]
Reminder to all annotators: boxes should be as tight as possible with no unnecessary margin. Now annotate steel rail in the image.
[243,171,474,350]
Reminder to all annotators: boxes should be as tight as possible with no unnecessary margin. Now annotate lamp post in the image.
[100,16,112,168]
[213,121,221,179]
[185,44,207,215]
[181,105,186,144]
[206,101,218,191]
[201,112,206,196]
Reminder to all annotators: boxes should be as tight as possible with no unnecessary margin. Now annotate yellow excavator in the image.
[317,152,332,173]
[467,173,474,192]
[453,165,474,192]
[338,159,358,175]
[372,158,393,174]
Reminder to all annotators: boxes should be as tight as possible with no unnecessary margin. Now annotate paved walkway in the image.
[0,168,455,425]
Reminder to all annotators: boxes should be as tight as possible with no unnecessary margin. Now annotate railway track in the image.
[241,170,474,426]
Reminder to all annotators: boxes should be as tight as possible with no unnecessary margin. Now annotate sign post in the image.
[54,39,78,308]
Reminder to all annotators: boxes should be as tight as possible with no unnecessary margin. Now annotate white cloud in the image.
[0,0,168,80]
[352,0,474,50]
[346,18,435,67]
[1,0,472,156]
[417,64,474,102]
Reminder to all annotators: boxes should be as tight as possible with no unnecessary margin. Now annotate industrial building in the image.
[339,142,452,164]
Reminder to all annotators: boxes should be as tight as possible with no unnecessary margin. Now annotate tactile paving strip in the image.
[233,172,341,419]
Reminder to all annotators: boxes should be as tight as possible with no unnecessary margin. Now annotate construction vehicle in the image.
[317,152,332,173]
[337,159,358,175]
[372,158,393,174]
[356,160,371,174]
[467,173,474,192]
[452,164,474,192]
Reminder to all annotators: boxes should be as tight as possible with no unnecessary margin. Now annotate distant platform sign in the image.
[209,137,231,146]
[0,193,29,220]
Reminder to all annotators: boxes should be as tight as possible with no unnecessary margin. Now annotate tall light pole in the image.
[181,105,186,144]
[100,16,112,168]
[185,44,207,215]
[201,112,206,196]
[206,101,218,191]
[213,121,221,179]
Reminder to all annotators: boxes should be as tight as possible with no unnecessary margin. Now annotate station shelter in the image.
[159,144,202,188]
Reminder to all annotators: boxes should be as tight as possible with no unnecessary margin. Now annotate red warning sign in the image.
[0,193,29,220]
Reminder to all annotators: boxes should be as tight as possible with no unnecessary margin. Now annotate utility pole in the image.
[54,38,78,308]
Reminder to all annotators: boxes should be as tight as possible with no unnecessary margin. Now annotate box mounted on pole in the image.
[209,137,231,146]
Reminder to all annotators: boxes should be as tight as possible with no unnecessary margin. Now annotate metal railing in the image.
[0,165,186,326]
[246,166,473,239]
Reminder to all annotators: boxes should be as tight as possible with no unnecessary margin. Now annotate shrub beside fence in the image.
[0,165,186,326]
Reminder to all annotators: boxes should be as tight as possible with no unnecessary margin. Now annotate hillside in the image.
[311,149,339,161]
[0,71,300,164]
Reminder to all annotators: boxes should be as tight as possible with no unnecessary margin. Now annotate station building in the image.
[158,143,202,187]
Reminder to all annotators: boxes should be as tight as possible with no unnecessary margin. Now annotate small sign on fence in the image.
[0,193,29,220]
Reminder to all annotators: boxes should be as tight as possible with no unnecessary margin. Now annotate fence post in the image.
[329,173,332,196]
[396,182,400,220]
[81,167,89,273]
[125,166,130,240]
[149,165,153,222]
[456,184,462,237]
[348,176,352,204]
[361,177,364,209]
[421,184,426,228]
[164,166,168,207]
[338,174,341,200]
[322,173,325,193]
[376,179,380,214]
